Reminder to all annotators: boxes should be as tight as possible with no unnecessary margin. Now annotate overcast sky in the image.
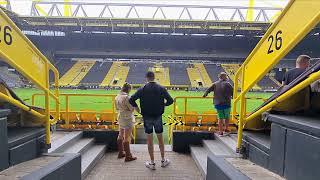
[2,0,289,19]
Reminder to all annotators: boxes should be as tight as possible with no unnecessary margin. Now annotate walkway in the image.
[86,144,203,180]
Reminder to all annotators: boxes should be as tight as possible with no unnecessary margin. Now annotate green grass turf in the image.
[13,88,273,144]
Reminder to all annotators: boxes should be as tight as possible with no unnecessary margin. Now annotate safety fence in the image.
[173,96,266,132]
[31,93,267,144]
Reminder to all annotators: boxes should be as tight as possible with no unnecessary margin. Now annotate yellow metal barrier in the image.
[174,96,224,132]
[233,0,320,151]
[174,96,266,131]
[0,8,60,147]
[32,93,117,129]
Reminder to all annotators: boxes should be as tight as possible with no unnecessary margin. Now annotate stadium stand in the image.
[194,63,212,87]
[220,64,240,82]
[163,63,190,86]
[80,62,112,85]
[48,60,288,90]
[221,64,261,90]
[59,60,95,86]
[277,60,296,68]
[0,66,24,88]
[187,63,212,88]
[54,59,76,77]
[204,64,224,82]
[187,65,203,87]
[100,62,129,87]
[258,76,280,89]
[269,76,282,87]
[126,62,153,85]
[113,63,130,87]
[149,63,170,86]
[273,68,286,83]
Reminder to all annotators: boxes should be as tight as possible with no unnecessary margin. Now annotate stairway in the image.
[50,131,107,179]
[190,133,283,180]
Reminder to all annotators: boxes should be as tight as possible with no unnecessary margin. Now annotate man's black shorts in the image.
[143,116,163,134]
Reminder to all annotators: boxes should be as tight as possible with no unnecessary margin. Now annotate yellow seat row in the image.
[50,110,118,129]
[174,111,237,132]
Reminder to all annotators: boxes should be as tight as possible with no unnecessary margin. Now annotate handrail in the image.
[0,93,45,118]
[232,0,320,152]
[0,8,60,147]
[245,70,320,123]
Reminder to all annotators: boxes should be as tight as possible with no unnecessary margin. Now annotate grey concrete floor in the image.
[86,144,203,180]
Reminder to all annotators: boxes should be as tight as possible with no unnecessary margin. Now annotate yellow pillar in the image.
[64,0,72,17]
[246,0,255,21]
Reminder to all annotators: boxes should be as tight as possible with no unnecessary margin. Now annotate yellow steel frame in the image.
[233,0,320,151]
[0,8,60,147]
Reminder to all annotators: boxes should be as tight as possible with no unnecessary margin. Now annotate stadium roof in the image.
[1,1,294,36]
[1,0,288,22]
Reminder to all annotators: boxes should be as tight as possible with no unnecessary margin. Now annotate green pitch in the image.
[13,88,272,144]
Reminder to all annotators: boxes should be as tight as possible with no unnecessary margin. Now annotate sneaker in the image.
[145,161,156,170]
[161,159,170,167]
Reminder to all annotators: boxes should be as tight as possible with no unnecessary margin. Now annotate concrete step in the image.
[214,133,240,155]
[190,146,208,178]
[203,140,237,157]
[55,138,95,155]
[49,131,83,153]
[81,144,106,180]
[206,154,284,180]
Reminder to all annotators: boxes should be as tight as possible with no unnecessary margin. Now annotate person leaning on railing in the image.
[115,82,139,162]
[203,72,233,137]
[282,55,311,86]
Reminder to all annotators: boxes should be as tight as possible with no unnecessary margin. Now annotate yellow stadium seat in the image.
[60,112,79,123]
[182,111,198,131]
[99,112,117,124]
[80,111,97,122]
[200,111,218,131]
[201,111,217,124]
[59,124,75,129]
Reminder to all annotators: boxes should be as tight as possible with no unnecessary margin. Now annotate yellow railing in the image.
[32,93,145,143]
[233,0,320,151]
[0,8,59,147]
[174,96,266,131]
[32,93,117,129]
